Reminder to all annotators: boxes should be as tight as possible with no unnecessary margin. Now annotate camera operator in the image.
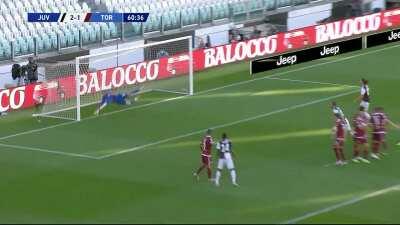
[26,57,38,84]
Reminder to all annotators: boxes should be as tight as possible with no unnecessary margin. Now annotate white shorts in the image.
[344,118,352,132]
[360,101,369,111]
[217,153,235,170]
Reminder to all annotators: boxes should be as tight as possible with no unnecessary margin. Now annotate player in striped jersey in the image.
[215,133,239,187]
[193,129,214,181]
[331,102,352,134]
[358,79,371,119]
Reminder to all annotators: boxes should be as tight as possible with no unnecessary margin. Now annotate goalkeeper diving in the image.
[94,87,142,115]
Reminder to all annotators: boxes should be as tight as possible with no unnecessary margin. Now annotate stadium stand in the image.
[0,0,117,59]
[0,0,334,61]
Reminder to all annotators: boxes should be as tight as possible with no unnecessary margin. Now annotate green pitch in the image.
[0,43,400,223]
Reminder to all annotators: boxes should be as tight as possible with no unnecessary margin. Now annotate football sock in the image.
[372,142,379,154]
[353,147,359,158]
[207,168,212,179]
[363,149,369,158]
[215,170,221,183]
[230,170,237,184]
[334,148,340,161]
[196,165,204,175]
[339,149,346,161]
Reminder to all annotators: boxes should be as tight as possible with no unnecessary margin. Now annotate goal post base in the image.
[35,36,194,121]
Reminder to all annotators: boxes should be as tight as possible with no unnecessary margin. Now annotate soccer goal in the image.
[33,36,194,121]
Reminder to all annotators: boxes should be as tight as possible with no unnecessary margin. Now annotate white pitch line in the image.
[280,184,400,224]
[0,43,398,142]
[0,143,98,160]
[264,77,359,88]
[267,43,400,79]
[0,96,185,141]
[97,89,358,159]
[0,121,79,141]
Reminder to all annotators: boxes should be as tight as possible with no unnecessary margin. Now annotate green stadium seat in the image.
[199,6,211,23]
[3,42,11,58]
[36,37,44,51]
[264,0,276,10]
[67,32,76,47]
[188,7,199,24]
[59,33,68,48]
[26,37,35,52]
[17,37,28,54]
[179,9,187,26]
[49,33,57,49]
[173,10,181,28]
[109,23,118,38]
[82,29,90,43]
[251,0,263,10]
[101,24,111,40]
[132,22,141,35]
[13,39,21,54]
[221,3,230,18]
[277,0,292,8]
[71,29,79,45]
[293,0,309,5]
[233,2,246,13]
[93,24,101,41]
[153,16,161,31]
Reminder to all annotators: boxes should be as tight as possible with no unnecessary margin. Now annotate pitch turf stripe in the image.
[0,143,98,160]
[0,44,398,142]
[0,121,78,141]
[264,77,359,88]
[97,89,359,159]
[280,184,400,224]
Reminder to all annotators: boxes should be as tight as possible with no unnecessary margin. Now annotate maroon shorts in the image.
[372,133,385,142]
[201,155,211,166]
[334,139,344,147]
[354,137,367,144]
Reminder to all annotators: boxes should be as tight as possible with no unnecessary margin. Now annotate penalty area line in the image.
[264,77,358,88]
[280,184,400,224]
[0,43,398,142]
[0,143,99,160]
[97,89,359,159]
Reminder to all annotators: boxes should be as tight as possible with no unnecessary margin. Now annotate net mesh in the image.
[35,37,192,121]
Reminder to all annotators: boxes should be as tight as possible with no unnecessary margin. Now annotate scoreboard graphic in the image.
[27,12,149,23]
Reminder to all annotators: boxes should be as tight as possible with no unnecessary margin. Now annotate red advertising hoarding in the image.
[2,8,400,112]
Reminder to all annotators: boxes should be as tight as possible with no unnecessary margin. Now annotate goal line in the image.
[34,36,194,122]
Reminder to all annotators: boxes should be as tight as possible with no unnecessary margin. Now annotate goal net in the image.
[34,36,194,121]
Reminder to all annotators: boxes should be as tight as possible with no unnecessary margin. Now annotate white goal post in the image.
[34,36,194,121]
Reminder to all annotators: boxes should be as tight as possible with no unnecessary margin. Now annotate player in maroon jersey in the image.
[332,114,347,166]
[193,129,214,181]
[352,106,371,164]
[370,107,399,158]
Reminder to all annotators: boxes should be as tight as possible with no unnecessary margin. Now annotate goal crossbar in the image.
[35,36,194,122]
